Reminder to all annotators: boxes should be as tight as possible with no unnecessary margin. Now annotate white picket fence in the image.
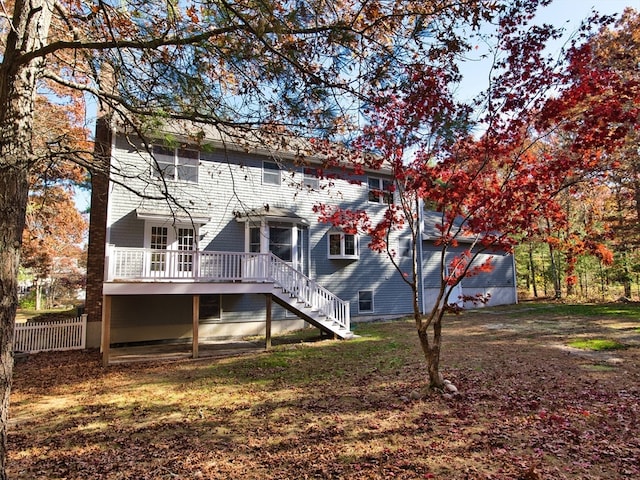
[14,314,87,353]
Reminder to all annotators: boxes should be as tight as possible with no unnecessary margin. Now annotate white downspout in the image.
[512,251,519,305]
[417,198,426,314]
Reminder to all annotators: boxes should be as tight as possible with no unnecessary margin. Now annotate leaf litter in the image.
[8,305,640,479]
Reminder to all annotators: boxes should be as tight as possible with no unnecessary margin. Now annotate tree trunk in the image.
[408,240,444,390]
[548,242,562,299]
[416,310,444,389]
[35,280,42,311]
[528,243,538,297]
[623,255,632,299]
[0,0,53,477]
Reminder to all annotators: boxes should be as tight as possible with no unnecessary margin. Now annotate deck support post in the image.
[101,295,112,367]
[192,295,200,359]
[265,294,272,350]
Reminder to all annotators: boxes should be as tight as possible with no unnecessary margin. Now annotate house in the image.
[84,119,517,364]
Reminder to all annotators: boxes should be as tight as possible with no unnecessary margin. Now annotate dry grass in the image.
[8,303,640,479]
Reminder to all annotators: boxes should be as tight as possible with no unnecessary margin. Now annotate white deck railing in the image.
[106,247,350,331]
[267,255,350,331]
[14,314,87,353]
[107,247,263,282]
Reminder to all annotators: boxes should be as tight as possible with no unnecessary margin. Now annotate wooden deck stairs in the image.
[265,255,353,339]
[269,287,354,339]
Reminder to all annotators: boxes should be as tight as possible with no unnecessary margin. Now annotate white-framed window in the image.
[358,290,374,313]
[368,177,393,204]
[263,161,281,185]
[152,145,199,182]
[399,239,412,258]
[328,231,359,259]
[303,167,320,190]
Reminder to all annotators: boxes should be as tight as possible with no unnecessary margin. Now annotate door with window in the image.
[445,265,464,308]
[145,223,197,278]
[246,222,307,274]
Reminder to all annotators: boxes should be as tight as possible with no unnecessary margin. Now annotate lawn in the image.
[8,303,640,479]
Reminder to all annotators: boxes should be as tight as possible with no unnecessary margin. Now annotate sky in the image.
[532,0,636,53]
[455,0,637,101]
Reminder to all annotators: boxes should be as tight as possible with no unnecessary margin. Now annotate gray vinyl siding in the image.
[108,135,411,320]
[309,225,414,317]
[107,132,514,330]
[421,244,514,289]
[462,251,514,288]
[108,209,145,247]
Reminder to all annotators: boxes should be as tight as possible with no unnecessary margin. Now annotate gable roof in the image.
[113,117,392,175]
[422,209,480,244]
[234,206,310,225]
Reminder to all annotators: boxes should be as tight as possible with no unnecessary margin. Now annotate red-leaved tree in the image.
[539,8,640,297]
[314,5,622,389]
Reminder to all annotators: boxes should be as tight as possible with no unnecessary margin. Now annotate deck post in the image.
[101,295,112,367]
[192,295,200,359]
[265,294,272,350]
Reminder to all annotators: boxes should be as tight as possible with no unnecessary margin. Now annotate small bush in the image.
[19,290,37,309]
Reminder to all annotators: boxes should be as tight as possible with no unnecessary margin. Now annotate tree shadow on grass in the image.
[9,314,640,479]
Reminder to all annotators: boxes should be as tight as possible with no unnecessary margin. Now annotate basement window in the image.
[199,294,221,322]
[358,290,374,313]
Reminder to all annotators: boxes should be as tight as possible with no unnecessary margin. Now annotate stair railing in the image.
[266,253,350,332]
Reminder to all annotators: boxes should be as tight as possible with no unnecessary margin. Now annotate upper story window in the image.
[152,145,199,182]
[399,239,412,258]
[263,161,281,185]
[368,177,393,204]
[303,167,320,190]
[328,231,359,259]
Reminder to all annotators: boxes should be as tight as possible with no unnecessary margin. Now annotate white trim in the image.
[367,176,393,204]
[262,160,281,185]
[327,231,360,260]
[417,199,426,315]
[103,282,274,295]
[237,215,309,225]
[234,206,309,226]
[136,210,210,224]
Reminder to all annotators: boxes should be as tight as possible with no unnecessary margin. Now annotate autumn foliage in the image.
[313,6,634,388]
